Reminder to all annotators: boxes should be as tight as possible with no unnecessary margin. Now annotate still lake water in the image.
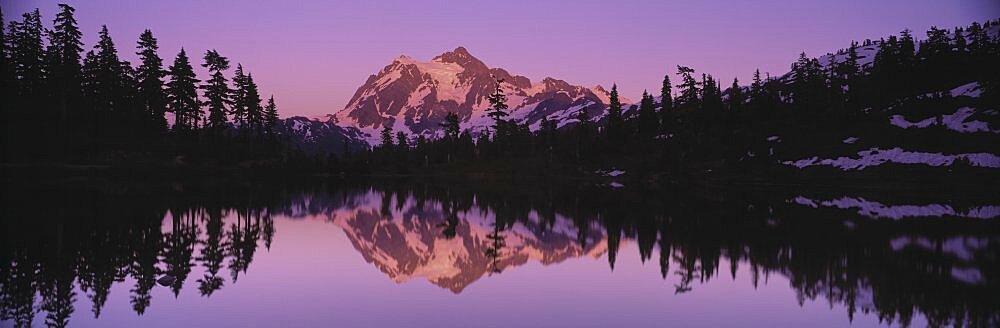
[2,179,998,327]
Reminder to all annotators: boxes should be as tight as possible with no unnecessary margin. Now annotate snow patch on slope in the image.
[784,147,1000,170]
[890,107,998,134]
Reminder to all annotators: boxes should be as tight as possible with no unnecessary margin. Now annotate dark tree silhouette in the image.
[485,77,509,136]
[135,30,168,132]
[201,49,232,131]
[264,95,279,133]
[675,66,699,108]
[165,48,200,131]
[44,4,83,133]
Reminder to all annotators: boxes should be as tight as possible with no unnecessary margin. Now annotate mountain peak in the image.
[392,54,416,65]
[433,46,485,68]
[450,46,471,56]
[335,46,620,143]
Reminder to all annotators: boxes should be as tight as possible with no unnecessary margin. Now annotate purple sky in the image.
[4,0,999,118]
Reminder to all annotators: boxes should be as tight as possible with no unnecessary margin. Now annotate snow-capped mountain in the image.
[331,47,629,144]
[326,190,608,293]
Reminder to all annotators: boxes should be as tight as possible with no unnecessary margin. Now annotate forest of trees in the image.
[2,4,285,167]
[2,4,998,179]
[347,20,1000,180]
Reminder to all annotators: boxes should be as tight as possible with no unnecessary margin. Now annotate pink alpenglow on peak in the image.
[331,47,626,144]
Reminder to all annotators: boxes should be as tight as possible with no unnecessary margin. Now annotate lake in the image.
[2,179,997,327]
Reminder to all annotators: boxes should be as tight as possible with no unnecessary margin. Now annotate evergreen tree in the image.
[844,42,860,80]
[118,59,142,133]
[439,112,460,139]
[165,48,200,130]
[659,75,673,135]
[790,53,825,111]
[230,64,248,127]
[899,29,916,62]
[700,74,723,112]
[135,30,167,132]
[967,22,989,54]
[44,4,83,125]
[379,124,393,149]
[485,77,509,135]
[264,95,279,133]
[395,131,408,151]
[438,112,460,163]
[9,9,45,104]
[675,66,700,108]
[607,83,623,136]
[727,78,743,111]
[750,69,763,98]
[200,49,232,131]
[638,91,657,139]
[570,107,591,159]
[576,107,591,127]
[660,74,673,112]
[540,115,556,139]
[243,73,264,133]
[953,27,968,55]
[921,27,951,58]
[86,25,132,130]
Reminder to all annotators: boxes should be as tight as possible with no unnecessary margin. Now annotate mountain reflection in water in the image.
[2,180,998,327]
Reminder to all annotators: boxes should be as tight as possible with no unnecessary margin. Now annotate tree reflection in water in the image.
[1,180,998,327]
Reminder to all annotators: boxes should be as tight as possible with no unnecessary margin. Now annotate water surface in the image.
[2,180,997,327]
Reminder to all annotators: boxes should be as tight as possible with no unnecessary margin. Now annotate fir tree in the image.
[243,73,264,132]
[953,27,968,55]
[379,124,393,149]
[675,66,700,108]
[438,112,460,163]
[230,64,248,127]
[166,48,200,130]
[790,53,825,111]
[750,69,763,98]
[91,25,127,125]
[727,78,743,111]
[967,22,989,54]
[396,131,408,151]
[899,29,916,62]
[264,95,279,133]
[659,74,673,135]
[660,74,673,112]
[439,112,460,139]
[45,4,83,125]
[200,49,232,131]
[638,91,657,138]
[485,77,509,135]
[607,83,623,136]
[9,9,45,104]
[135,30,167,131]
[85,25,136,133]
[540,115,556,138]
[118,59,142,132]
[922,27,951,58]
[844,42,860,79]
[700,74,723,112]
[576,106,591,126]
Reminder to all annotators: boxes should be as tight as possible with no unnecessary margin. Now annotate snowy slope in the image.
[330,47,630,144]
